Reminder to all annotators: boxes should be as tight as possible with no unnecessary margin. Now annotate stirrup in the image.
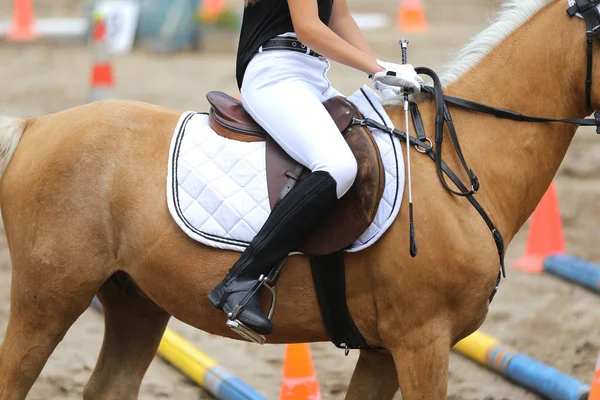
[225,261,283,344]
[226,319,268,344]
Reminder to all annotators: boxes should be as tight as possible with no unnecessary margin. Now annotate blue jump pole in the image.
[455,331,590,400]
[504,352,590,400]
[543,255,600,293]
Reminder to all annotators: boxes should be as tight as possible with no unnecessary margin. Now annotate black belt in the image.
[260,37,322,58]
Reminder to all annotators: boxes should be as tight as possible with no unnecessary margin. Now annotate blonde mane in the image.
[441,0,556,86]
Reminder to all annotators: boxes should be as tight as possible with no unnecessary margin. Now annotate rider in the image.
[208,0,423,337]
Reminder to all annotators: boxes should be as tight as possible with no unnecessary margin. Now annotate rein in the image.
[353,0,600,299]
[436,91,600,132]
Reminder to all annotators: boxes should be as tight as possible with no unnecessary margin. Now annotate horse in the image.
[0,0,595,398]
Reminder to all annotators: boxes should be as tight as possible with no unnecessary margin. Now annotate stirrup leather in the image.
[225,261,284,344]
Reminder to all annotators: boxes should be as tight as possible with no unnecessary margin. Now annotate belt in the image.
[260,37,322,58]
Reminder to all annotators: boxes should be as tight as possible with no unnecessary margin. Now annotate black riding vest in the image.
[236,0,334,89]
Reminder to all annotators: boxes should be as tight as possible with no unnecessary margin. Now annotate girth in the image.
[568,0,600,112]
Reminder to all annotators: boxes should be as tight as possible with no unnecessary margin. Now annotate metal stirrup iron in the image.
[400,40,418,257]
[225,260,285,344]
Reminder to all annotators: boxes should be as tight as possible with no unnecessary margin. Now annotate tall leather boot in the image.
[208,171,338,335]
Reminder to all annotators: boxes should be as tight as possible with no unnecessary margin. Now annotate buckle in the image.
[352,117,368,126]
[591,24,600,40]
[414,137,433,154]
[594,111,600,133]
[469,170,480,193]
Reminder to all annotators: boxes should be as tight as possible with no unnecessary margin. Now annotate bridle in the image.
[353,1,600,299]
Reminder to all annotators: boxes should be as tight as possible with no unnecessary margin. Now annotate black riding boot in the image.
[208,171,338,335]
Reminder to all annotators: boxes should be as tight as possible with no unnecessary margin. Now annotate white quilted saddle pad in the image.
[166,86,405,253]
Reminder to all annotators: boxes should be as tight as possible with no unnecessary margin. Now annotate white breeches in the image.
[240,49,358,199]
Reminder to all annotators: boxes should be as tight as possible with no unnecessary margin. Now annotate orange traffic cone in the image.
[8,0,38,41]
[590,355,600,400]
[396,0,428,33]
[513,182,565,274]
[280,344,322,400]
[89,13,115,102]
[201,0,226,22]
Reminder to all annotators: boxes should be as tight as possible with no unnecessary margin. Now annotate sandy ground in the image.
[1,0,600,399]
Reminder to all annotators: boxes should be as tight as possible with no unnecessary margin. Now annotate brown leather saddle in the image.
[206,91,386,256]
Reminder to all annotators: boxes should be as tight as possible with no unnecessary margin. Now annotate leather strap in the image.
[432,87,600,134]
[567,0,600,17]
[278,164,305,202]
[416,67,480,197]
[567,0,600,111]
[310,252,383,352]
[410,103,427,141]
[437,89,600,129]
[261,37,322,58]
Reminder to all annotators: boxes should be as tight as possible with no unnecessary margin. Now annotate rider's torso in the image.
[236,0,333,89]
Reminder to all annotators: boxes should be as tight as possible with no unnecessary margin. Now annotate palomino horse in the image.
[0,0,595,398]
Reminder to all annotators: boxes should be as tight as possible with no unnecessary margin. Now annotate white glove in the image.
[371,59,424,94]
[373,80,402,101]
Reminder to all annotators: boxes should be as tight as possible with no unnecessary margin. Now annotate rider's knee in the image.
[324,152,358,199]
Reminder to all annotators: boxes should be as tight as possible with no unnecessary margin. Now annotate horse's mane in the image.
[441,0,556,86]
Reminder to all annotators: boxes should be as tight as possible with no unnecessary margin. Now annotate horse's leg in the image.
[0,261,105,400]
[84,279,170,400]
[345,350,399,400]
[388,326,451,400]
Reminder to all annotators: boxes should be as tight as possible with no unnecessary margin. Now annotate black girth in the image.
[568,0,600,111]
[312,1,600,353]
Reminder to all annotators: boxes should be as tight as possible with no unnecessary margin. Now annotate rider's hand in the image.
[371,60,424,94]
[373,81,402,101]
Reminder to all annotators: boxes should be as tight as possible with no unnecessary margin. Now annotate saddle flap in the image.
[266,116,385,256]
[264,96,358,209]
[299,122,386,255]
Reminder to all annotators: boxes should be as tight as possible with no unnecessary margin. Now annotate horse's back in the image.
[0,100,182,262]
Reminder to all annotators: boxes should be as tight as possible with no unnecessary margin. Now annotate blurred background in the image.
[1,1,600,399]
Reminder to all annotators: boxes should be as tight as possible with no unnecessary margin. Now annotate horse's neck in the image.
[421,1,588,242]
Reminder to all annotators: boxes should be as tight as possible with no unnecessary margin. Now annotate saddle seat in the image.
[206,91,386,256]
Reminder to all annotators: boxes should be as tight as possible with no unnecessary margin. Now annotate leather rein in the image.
[353,1,600,299]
